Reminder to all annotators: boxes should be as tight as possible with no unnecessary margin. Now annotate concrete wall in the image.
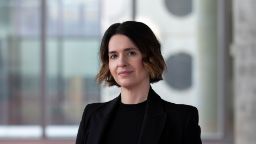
[233,0,256,144]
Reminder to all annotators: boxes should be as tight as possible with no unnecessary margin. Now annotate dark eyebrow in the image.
[108,48,137,54]
[108,51,116,55]
[124,48,137,51]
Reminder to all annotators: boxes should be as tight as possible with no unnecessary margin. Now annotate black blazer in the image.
[76,87,202,144]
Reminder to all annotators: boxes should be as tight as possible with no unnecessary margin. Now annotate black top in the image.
[102,100,147,144]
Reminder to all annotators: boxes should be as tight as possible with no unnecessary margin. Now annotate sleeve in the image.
[76,104,91,144]
[183,107,202,144]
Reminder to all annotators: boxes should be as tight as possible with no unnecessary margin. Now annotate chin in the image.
[117,81,134,88]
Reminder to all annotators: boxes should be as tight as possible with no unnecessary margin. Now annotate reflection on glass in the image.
[0,0,41,138]
[46,40,100,125]
[0,0,101,138]
[47,0,100,37]
[45,0,101,138]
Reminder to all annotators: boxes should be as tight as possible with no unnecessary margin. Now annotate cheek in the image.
[108,62,116,75]
[140,62,149,75]
[138,61,146,70]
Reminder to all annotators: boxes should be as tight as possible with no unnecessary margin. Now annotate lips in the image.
[118,70,133,76]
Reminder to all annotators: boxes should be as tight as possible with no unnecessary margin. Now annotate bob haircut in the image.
[96,21,166,86]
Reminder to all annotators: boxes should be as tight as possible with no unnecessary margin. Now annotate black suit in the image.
[76,87,202,144]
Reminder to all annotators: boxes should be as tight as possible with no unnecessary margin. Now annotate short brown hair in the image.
[96,21,166,86]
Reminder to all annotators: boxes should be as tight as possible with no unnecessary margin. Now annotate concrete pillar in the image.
[233,0,256,144]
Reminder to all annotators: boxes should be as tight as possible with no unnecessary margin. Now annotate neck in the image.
[120,83,150,104]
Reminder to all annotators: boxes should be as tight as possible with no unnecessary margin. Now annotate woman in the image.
[76,21,202,144]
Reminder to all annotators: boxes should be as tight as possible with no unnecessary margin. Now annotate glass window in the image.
[46,39,100,138]
[47,0,100,37]
[0,0,101,139]
[45,0,100,137]
[0,0,41,138]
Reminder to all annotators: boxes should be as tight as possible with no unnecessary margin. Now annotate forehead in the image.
[108,34,138,52]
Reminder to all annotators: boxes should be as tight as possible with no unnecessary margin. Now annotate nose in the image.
[117,55,127,67]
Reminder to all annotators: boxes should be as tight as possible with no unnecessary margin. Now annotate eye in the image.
[127,51,137,56]
[109,54,118,60]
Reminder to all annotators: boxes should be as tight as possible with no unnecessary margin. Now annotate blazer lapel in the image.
[87,96,120,144]
[138,88,167,144]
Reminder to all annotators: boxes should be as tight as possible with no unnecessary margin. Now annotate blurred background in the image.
[0,0,255,144]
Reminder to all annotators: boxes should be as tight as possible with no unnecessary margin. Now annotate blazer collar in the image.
[88,95,120,144]
[138,87,167,144]
[89,86,166,144]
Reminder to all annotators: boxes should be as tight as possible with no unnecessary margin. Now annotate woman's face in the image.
[108,34,149,88]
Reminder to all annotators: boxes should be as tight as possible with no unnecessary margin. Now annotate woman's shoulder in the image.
[83,98,117,114]
[84,102,102,111]
[84,101,108,113]
[161,100,199,117]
